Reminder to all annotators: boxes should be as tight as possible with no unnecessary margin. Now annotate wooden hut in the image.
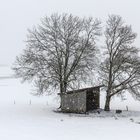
[60,86,100,113]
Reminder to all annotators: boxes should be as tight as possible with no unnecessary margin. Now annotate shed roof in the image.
[58,85,102,95]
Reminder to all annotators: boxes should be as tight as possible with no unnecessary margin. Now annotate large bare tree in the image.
[13,14,101,103]
[100,15,140,111]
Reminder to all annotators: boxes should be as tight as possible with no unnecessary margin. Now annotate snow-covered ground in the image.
[0,67,140,140]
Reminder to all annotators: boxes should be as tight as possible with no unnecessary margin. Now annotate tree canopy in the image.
[13,13,101,96]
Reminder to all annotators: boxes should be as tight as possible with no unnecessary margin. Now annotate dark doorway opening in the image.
[86,89,99,111]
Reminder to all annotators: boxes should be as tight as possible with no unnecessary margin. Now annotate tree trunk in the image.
[104,96,111,111]
[58,81,67,109]
[58,95,62,109]
[64,81,67,93]
[58,83,63,109]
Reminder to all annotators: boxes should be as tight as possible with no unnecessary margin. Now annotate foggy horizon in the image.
[0,0,140,66]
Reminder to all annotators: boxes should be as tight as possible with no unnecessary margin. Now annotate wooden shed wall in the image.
[61,91,87,113]
[86,88,100,111]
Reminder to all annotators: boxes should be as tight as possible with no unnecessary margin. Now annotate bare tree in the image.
[99,15,140,111]
[13,13,101,105]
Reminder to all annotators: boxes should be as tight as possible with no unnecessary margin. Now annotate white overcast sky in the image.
[0,0,140,65]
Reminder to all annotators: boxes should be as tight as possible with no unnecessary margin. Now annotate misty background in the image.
[0,0,139,69]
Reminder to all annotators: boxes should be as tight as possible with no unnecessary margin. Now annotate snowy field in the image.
[1,67,140,140]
